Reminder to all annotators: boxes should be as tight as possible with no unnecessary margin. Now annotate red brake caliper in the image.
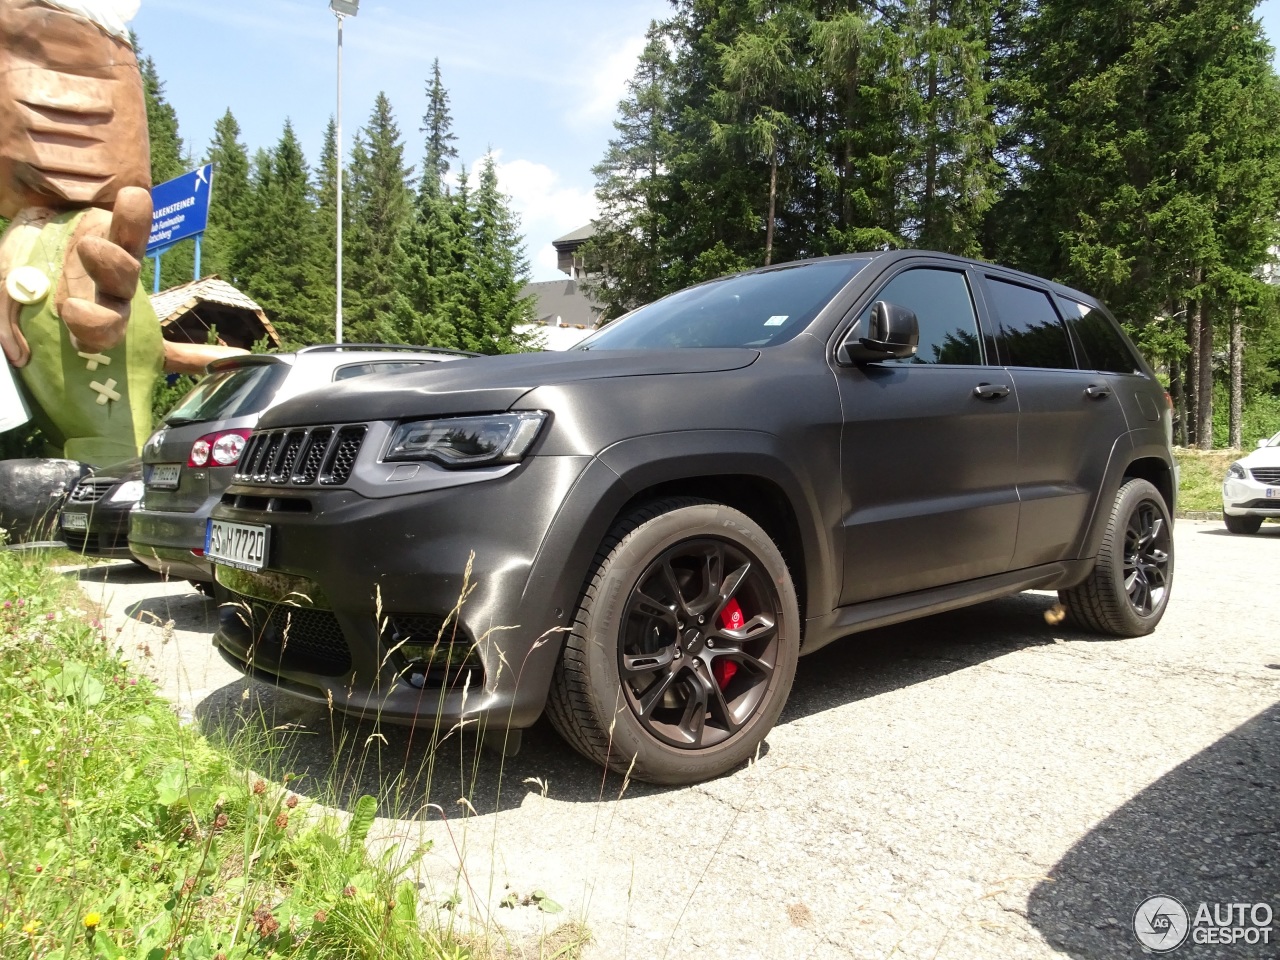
[713,599,743,690]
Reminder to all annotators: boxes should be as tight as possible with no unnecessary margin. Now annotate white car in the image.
[1222,431,1280,533]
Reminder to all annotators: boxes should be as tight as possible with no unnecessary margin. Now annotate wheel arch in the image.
[1076,436,1177,565]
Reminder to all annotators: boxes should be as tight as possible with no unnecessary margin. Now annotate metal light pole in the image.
[330,0,358,344]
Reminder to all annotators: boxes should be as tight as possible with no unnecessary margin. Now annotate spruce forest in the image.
[142,56,536,358]
[590,0,1280,449]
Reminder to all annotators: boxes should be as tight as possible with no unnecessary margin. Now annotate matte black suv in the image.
[209,251,1176,785]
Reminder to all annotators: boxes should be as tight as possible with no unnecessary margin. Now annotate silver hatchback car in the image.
[130,345,472,590]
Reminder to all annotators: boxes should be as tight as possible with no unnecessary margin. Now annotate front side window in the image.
[986,278,1076,369]
[858,267,982,364]
[1059,297,1140,375]
[576,258,870,350]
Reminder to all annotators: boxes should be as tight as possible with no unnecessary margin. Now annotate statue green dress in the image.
[9,209,163,465]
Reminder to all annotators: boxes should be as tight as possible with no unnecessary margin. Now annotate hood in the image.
[1241,443,1280,469]
[258,349,760,427]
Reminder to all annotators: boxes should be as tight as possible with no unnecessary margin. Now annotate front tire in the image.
[546,498,800,785]
[1059,479,1173,637]
[1223,512,1262,535]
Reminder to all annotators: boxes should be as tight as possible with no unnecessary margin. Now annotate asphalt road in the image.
[76,520,1278,959]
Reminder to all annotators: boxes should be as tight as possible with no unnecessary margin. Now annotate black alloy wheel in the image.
[1059,478,1174,637]
[546,498,800,785]
[1122,497,1171,617]
[619,537,782,750]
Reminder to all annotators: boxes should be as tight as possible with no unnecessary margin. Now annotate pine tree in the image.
[236,122,330,346]
[588,22,675,316]
[404,64,465,345]
[464,153,536,353]
[994,0,1280,446]
[202,109,251,284]
[343,93,415,343]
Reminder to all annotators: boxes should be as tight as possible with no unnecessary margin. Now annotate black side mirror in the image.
[841,300,920,363]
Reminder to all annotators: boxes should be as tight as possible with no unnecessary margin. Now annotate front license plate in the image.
[62,511,88,532]
[148,464,181,489]
[205,519,270,572]
[1269,488,1277,499]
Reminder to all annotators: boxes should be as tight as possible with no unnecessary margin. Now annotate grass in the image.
[1171,446,1239,515]
[0,540,570,960]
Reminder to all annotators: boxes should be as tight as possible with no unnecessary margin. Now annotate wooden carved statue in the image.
[0,0,242,466]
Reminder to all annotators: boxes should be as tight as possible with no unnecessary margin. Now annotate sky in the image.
[130,0,670,282]
[131,0,1280,284]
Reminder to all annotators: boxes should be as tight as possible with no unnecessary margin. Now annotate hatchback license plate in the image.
[206,519,269,572]
[62,512,88,532]
[149,464,181,489]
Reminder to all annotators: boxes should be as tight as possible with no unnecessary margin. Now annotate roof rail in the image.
[296,343,482,358]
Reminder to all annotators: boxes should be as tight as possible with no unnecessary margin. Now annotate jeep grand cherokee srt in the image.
[208,251,1176,785]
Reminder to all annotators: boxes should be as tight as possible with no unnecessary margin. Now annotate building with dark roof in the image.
[518,223,604,350]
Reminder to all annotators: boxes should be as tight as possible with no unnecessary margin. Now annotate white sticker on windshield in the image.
[764,315,788,326]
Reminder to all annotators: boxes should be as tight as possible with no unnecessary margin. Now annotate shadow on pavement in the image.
[193,590,1082,819]
[1027,702,1280,959]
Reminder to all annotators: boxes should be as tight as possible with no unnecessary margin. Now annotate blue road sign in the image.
[147,164,213,253]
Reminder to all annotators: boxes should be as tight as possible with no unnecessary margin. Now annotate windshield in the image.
[576,258,871,350]
[164,363,289,425]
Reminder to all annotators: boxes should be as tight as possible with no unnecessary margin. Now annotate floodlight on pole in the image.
[330,0,358,343]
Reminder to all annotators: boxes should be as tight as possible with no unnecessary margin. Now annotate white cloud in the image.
[570,32,648,129]
[470,152,597,281]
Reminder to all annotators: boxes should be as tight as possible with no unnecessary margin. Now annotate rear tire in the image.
[1059,479,1173,637]
[1223,512,1262,535]
[546,498,799,785]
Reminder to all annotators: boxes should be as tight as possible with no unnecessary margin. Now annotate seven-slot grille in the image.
[67,477,117,503]
[1250,466,1280,484]
[236,425,368,486]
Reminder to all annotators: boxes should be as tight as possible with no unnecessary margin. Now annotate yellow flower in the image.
[22,919,41,935]
[82,912,101,929]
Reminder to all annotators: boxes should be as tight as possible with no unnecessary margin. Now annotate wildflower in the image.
[213,813,229,831]
[45,612,54,621]
[252,779,266,795]
[342,885,356,898]
[128,678,137,686]
[285,794,298,809]
[312,910,327,924]
[180,876,197,896]
[22,919,40,935]
[35,783,47,793]
[274,812,288,829]
[251,906,279,937]
[82,912,101,929]
[34,865,42,873]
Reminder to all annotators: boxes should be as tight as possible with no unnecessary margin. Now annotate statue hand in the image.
[58,186,152,354]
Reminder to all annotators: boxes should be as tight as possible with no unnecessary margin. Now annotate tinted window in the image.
[1059,297,1140,374]
[576,259,869,350]
[332,360,427,382]
[986,278,1075,369]
[859,268,981,364]
[163,364,288,425]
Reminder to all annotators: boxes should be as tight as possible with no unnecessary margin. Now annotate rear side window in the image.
[164,364,288,424]
[332,360,428,382]
[986,278,1076,369]
[860,267,982,364]
[1058,297,1140,375]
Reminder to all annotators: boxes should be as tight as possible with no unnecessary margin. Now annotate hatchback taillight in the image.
[188,430,251,467]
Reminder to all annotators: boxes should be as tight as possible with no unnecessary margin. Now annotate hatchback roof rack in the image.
[296,343,481,358]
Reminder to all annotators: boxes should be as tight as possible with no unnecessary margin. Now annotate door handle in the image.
[1084,384,1112,400]
[973,383,1011,399]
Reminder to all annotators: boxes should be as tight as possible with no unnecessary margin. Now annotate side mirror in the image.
[841,300,920,363]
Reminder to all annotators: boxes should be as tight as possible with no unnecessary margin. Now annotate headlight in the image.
[385,412,546,468]
[108,480,144,504]
[1227,462,1247,480]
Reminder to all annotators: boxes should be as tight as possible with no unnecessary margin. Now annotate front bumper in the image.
[130,504,215,582]
[209,454,596,729]
[60,503,135,559]
[1222,477,1280,518]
